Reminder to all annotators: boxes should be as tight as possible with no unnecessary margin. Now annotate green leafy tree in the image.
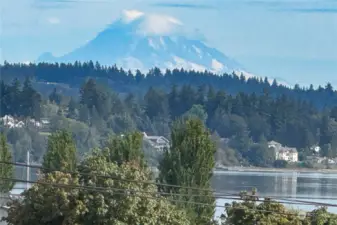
[78,151,191,225]
[103,131,145,167]
[183,104,208,124]
[4,172,84,225]
[221,189,337,225]
[303,207,337,225]
[42,130,77,173]
[222,189,303,225]
[159,118,216,225]
[247,136,275,167]
[0,133,14,193]
[4,151,191,225]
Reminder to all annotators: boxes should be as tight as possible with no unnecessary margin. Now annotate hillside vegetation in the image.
[1,62,337,168]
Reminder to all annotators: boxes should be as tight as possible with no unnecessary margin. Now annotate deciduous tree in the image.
[42,130,77,173]
[0,133,14,193]
[159,118,216,224]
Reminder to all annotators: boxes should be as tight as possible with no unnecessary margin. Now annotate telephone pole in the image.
[26,150,30,190]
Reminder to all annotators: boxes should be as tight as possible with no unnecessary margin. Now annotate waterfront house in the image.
[142,132,170,152]
[268,141,298,162]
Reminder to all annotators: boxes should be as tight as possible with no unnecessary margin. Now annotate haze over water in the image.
[213,171,337,218]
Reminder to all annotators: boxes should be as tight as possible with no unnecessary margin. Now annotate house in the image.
[306,156,325,164]
[276,148,298,162]
[0,115,24,128]
[268,141,298,162]
[268,140,282,149]
[142,132,170,152]
[0,115,50,129]
[310,145,321,154]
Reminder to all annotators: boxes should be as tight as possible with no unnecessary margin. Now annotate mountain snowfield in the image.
[37,10,291,87]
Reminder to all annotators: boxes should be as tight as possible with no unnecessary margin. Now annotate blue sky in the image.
[1,0,337,87]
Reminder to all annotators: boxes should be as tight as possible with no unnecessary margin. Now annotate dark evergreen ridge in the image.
[1,70,337,168]
[1,61,336,109]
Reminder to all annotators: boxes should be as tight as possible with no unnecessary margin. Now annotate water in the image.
[213,170,337,219]
[4,172,337,221]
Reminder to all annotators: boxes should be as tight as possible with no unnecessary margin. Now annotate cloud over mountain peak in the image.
[37,9,248,77]
[121,9,183,36]
[122,10,144,23]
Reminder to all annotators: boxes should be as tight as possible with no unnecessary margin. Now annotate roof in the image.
[268,140,282,146]
[277,147,298,154]
[142,132,169,143]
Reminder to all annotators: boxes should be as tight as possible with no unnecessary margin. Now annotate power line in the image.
[2,161,337,206]
[0,177,316,217]
[0,176,315,207]
[2,173,337,209]
[0,161,231,194]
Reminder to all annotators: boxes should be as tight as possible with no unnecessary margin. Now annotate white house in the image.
[0,115,24,128]
[0,115,50,129]
[268,141,298,162]
[142,132,170,152]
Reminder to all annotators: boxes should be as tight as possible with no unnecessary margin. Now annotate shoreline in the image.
[214,166,337,174]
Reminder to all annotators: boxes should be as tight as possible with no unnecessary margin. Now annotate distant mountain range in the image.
[37,10,291,86]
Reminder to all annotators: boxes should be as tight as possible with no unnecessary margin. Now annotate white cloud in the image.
[120,9,183,35]
[122,9,144,22]
[139,14,183,35]
[47,17,61,24]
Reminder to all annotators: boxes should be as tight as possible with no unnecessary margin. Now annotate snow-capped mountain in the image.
[37,10,249,75]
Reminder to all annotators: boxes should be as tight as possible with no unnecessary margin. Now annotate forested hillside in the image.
[1,62,337,109]
[1,62,337,168]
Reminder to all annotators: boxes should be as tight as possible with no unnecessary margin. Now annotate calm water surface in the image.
[5,172,337,220]
[213,171,337,219]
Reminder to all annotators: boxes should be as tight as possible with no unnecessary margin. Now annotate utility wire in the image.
[2,174,337,209]
[0,177,315,217]
[2,161,337,205]
[0,176,317,207]
[1,161,226,194]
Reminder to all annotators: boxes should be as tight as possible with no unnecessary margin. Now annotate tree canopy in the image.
[159,118,216,224]
[0,133,14,193]
[42,130,77,173]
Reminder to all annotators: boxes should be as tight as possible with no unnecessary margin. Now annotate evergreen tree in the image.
[183,104,208,124]
[21,77,42,119]
[9,78,22,116]
[168,85,181,118]
[78,104,91,123]
[159,118,216,224]
[144,87,169,119]
[48,88,62,105]
[103,131,145,167]
[0,133,14,193]
[67,97,78,119]
[0,81,9,116]
[42,130,77,173]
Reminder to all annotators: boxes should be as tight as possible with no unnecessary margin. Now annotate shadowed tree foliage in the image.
[102,131,145,167]
[159,118,216,225]
[42,130,77,173]
[0,133,14,193]
[221,189,337,225]
[3,63,337,169]
[4,172,84,225]
[4,144,191,225]
[77,151,191,225]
